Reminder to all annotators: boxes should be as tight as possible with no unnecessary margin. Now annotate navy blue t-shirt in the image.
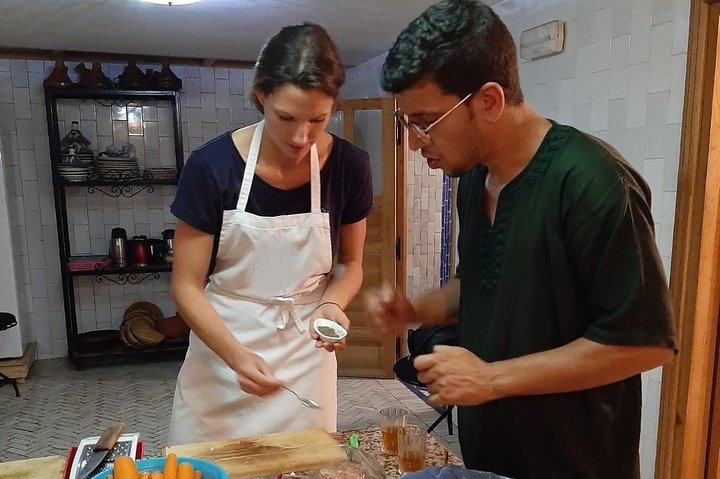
[171,131,373,272]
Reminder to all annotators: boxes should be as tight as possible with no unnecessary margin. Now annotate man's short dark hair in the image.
[381,0,523,105]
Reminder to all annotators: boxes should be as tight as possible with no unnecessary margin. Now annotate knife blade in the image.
[76,422,125,479]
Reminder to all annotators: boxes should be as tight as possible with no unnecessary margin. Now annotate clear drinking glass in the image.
[397,424,427,473]
[379,407,408,455]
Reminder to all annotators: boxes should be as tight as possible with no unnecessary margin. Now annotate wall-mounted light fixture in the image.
[519,20,565,61]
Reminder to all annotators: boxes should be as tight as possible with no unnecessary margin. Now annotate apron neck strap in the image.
[235,120,264,212]
[309,140,320,213]
[235,120,322,213]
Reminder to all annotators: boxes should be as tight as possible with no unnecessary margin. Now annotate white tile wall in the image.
[0,59,262,360]
[502,0,689,477]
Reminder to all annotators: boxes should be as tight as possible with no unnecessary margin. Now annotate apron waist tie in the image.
[205,279,325,334]
[270,296,305,333]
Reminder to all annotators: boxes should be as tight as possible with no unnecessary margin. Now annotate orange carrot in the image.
[150,471,163,479]
[177,462,194,479]
[194,471,202,479]
[113,455,139,479]
[164,453,178,479]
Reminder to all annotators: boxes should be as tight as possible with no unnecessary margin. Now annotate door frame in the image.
[656,0,720,477]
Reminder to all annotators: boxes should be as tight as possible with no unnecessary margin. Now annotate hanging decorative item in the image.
[43,57,74,89]
[157,59,182,91]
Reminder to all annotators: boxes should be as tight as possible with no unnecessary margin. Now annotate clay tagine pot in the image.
[117,57,149,90]
[75,62,91,85]
[43,58,74,89]
[84,61,112,89]
[157,59,182,91]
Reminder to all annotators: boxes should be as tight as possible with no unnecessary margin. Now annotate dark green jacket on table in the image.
[455,123,676,479]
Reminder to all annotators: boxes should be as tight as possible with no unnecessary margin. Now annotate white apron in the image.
[169,121,336,445]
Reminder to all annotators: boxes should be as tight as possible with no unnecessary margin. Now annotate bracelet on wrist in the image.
[315,301,344,312]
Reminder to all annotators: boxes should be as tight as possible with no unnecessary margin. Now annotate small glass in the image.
[397,425,427,474]
[379,407,408,455]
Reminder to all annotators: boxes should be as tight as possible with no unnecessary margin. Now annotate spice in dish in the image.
[317,325,340,338]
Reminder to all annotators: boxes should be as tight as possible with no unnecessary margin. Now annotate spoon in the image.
[283,386,321,409]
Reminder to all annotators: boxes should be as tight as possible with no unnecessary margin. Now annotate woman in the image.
[168,22,372,445]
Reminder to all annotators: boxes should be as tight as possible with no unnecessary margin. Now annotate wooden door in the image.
[328,98,404,378]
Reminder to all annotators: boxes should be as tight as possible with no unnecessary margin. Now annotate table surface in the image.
[0,427,463,479]
[0,454,66,479]
[332,427,463,478]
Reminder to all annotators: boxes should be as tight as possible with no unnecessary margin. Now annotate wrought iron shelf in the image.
[58,178,178,197]
[45,87,178,102]
[71,340,189,370]
[59,178,178,187]
[68,262,171,276]
[68,264,172,285]
[46,87,184,371]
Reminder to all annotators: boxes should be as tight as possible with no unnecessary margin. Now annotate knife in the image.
[76,422,125,479]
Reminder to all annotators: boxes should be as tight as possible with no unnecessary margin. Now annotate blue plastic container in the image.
[90,456,229,479]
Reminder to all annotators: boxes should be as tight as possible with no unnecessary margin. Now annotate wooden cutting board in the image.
[0,455,66,479]
[164,428,347,478]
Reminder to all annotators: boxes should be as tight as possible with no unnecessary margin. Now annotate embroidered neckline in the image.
[471,123,569,292]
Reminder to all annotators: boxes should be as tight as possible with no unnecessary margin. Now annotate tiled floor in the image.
[0,359,462,463]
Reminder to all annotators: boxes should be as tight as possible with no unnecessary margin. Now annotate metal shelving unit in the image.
[44,87,187,369]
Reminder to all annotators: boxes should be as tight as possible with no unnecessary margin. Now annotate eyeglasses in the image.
[395,91,474,144]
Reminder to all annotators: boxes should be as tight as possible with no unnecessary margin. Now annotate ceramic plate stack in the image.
[57,162,96,182]
[63,150,95,163]
[145,167,177,181]
[96,154,140,181]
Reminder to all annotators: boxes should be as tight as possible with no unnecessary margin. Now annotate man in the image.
[365,1,677,478]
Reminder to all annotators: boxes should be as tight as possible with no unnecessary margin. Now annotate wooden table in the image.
[0,427,462,479]
[0,455,66,479]
[332,427,463,478]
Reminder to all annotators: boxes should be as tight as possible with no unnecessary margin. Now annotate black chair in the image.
[0,312,20,397]
[398,377,455,435]
[394,325,459,435]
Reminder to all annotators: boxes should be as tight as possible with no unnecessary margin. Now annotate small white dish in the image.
[313,318,347,343]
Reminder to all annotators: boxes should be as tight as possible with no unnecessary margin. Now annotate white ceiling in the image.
[0,0,515,66]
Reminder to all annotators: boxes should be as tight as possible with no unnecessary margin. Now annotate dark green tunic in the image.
[455,123,676,479]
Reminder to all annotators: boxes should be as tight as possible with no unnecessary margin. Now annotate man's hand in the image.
[364,283,417,334]
[414,345,501,406]
[309,302,350,352]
